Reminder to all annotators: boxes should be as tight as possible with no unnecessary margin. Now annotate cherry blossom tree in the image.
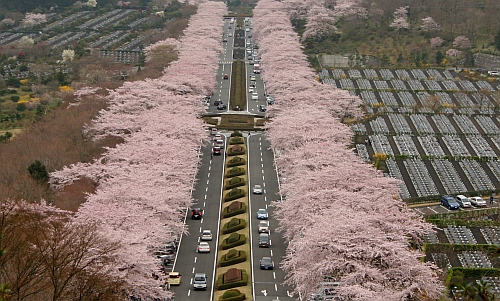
[421,16,440,31]
[50,1,226,299]
[22,13,47,27]
[446,48,461,57]
[453,35,472,49]
[253,0,444,299]
[430,36,444,48]
[17,36,34,48]
[1,19,15,26]
[390,6,409,30]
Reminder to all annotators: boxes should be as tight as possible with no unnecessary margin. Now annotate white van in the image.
[456,195,472,208]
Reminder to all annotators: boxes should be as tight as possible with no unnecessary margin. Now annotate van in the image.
[456,195,472,208]
[259,233,270,247]
[193,273,207,290]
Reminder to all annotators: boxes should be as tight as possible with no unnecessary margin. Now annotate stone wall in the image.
[473,53,500,71]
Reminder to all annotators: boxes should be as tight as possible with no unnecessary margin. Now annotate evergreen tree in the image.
[28,160,49,183]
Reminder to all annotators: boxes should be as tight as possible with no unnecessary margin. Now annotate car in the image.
[215,139,224,147]
[259,105,267,112]
[260,257,274,269]
[222,37,227,42]
[250,75,256,81]
[197,242,210,253]
[248,87,255,93]
[193,273,207,290]
[257,208,268,219]
[252,93,259,100]
[217,103,227,110]
[228,32,232,37]
[488,70,499,76]
[470,196,487,207]
[212,146,222,156]
[214,99,223,106]
[248,33,252,38]
[248,56,253,60]
[213,134,222,141]
[167,272,181,286]
[253,44,259,49]
[253,184,263,194]
[267,97,275,105]
[223,74,229,79]
[228,26,232,29]
[259,233,270,247]
[201,229,213,241]
[258,220,269,233]
[441,195,460,210]
[253,68,260,73]
[456,195,472,208]
[191,208,203,219]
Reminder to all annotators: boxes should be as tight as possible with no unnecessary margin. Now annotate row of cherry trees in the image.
[253,0,444,300]
[50,1,226,299]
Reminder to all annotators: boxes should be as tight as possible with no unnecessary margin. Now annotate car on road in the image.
[248,87,255,93]
[259,105,267,112]
[456,195,472,208]
[259,233,270,247]
[217,103,227,110]
[257,208,268,219]
[191,208,203,219]
[212,146,222,156]
[222,37,227,42]
[252,93,259,100]
[253,184,263,194]
[167,272,181,286]
[197,242,210,253]
[201,229,213,241]
[470,196,487,207]
[248,56,253,60]
[193,273,207,290]
[223,74,229,79]
[228,32,232,37]
[214,100,223,106]
[441,195,460,210]
[258,220,269,233]
[250,75,256,81]
[213,134,222,141]
[260,257,274,269]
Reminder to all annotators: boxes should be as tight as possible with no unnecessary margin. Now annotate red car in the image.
[191,208,203,219]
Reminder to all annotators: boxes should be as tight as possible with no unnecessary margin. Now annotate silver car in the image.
[253,184,263,194]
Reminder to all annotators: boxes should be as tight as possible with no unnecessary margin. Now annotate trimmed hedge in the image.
[225,167,245,178]
[219,249,247,267]
[227,156,246,167]
[225,176,246,189]
[219,289,246,301]
[222,202,247,218]
[224,188,245,202]
[221,233,246,250]
[228,145,245,156]
[217,269,248,290]
[229,137,244,145]
[446,267,500,287]
[230,131,243,137]
[222,218,247,234]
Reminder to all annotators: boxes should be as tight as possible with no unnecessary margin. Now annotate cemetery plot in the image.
[431,160,467,194]
[404,159,439,197]
[459,160,495,191]
[444,226,477,244]
[385,159,411,199]
[410,115,434,135]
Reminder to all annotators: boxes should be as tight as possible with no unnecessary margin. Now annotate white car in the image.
[470,196,487,207]
[252,93,259,100]
[253,184,263,194]
[248,87,255,93]
[197,242,210,253]
[201,230,213,241]
[258,220,269,233]
[213,134,222,141]
[456,195,472,208]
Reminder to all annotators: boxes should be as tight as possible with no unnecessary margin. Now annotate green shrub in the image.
[10,95,19,102]
[219,289,246,301]
[230,131,243,137]
[219,250,247,267]
[222,202,246,218]
[221,233,246,250]
[227,156,246,167]
[228,145,245,156]
[222,218,246,234]
[225,176,245,189]
[229,137,244,145]
[216,269,248,290]
[225,167,245,178]
[224,188,245,202]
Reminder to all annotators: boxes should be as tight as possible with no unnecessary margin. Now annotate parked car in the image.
[191,208,203,219]
[470,196,487,207]
[167,272,181,286]
[260,257,274,270]
[488,70,499,76]
[253,184,263,194]
[257,208,268,219]
[197,242,210,253]
[259,233,270,247]
[201,229,213,241]
[456,195,472,208]
[441,195,460,210]
[259,105,267,112]
[258,220,269,233]
[193,273,207,290]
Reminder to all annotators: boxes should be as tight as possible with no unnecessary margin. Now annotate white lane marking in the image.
[204,195,207,200]
[197,237,200,243]
[204,201,206,206]
[275,284,278,291]
[260,152,263,157]
[261,157,263,162]
[428,207,438,213]
[194,257,197,263]
[261,163,264,168]
[208,166,211,171]
[201,218,203,224]
[270,249,273,256]
[269,239,272,246]
[273,272,276,279]
[200,227,202,233]
[206,180,209,185]
[263,178,265,184]
[188,290,191,297]
[264,196,267,202]
[208,172,210,178]
[205,187,208,192]
[192,267,195,273]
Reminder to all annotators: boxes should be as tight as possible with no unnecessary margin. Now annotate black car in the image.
[260,257,274,269]
[214,100,223,106]
[259,105,267,112]
[212,146,222,155]
[191,208,203,219]
[217,103,227,110]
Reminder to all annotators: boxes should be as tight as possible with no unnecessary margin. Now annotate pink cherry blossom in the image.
[430,36,444,48]
[452,35,472,49]
[22,13,47,26]
[421,16,440,31]
[446,48,461,57]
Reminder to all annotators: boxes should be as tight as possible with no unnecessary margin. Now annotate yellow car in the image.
[167,272,181,286]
